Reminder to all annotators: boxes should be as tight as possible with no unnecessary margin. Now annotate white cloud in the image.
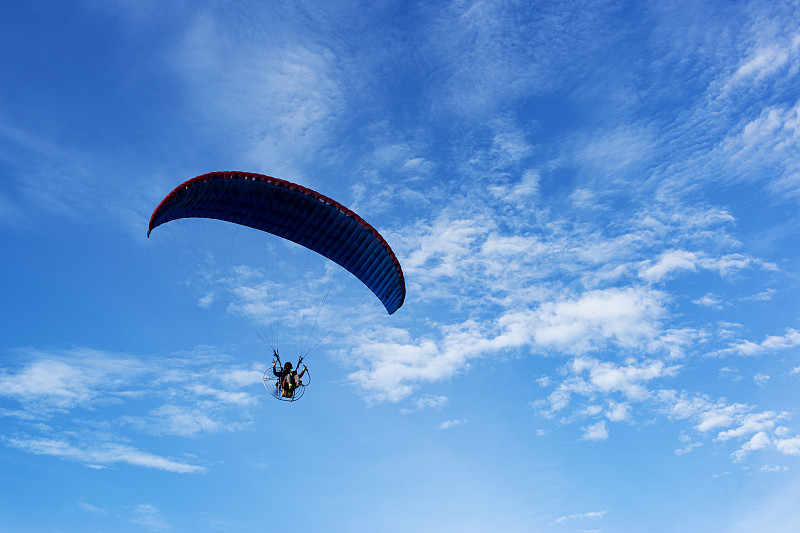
[197,291,215,309]
[754,373,770,387]
[639,250,698,282]
[439,419,467,430]
[718,367,741,381]
[5,436,204,474]
[187,384,256,407]
[693,293,725,309]
[147,405,221,437]
[380,172,763,341]
[553,510,608,524]
[742,288,777,302]
[538,376,800,463]
[531,288,667,354]
[0,349,146,412]
[172,13,343,176]
[402,157,430,173]
[401,395,449,414]
[574,125,656,181]
[131,504,170,532]
[402,215,494,281]
[717,328,800,357]
[721,38,798,93]
[639,250,767,283]
[696,405,740,433]
[348,287,675,403]
[575,358,677,399]
[1,347,262,469]
[489,170,540,205]
[581,405,603,417]
[541,357,680,418]
[716,412,784,442]
[606,401,631,422]
[775,436,800,456]
[582,421,609,441]
[675,433,703,455]
[217,367,263,388]
[715,98,800,197]
[655,391,800,462]
[732,431,771,463]
[76,500,107,515]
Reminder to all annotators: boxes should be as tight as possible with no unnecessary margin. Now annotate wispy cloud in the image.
[130,504,171,531]
[400,395,449,414]
[5,436,204,474]
[539,356,680,419]
[0,348,148,413]
[657,391,800,462]
[759,464,788,473]
[675,432,703,455]
[0,347,261,471]
[553,509,609,525]
[714,328,800,357]
[754,373,771,387]
[723,36,800,92]
[76,499,107,515]
[693,293,726,309]
[439,419,467,430]
[638,250,773,282]
[340,157,781,408]
[424,1,620,120]
[531,361,800,464]
[171,12,343,178]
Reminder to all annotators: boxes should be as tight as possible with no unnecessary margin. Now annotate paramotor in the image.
[148,171,406,402]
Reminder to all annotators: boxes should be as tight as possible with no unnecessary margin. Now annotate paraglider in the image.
[263,350,309,402]
[149,171,405,313]
[148,171,405,401]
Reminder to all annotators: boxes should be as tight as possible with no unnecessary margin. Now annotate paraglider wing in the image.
[148,171,405,314]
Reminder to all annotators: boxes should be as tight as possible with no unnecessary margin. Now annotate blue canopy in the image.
[148,171,405,314]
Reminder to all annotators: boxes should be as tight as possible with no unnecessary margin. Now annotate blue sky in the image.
[2,0,800,531]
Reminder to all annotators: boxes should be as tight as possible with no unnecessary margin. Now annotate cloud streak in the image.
[5,436,204,474]
[0,347,262,472]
